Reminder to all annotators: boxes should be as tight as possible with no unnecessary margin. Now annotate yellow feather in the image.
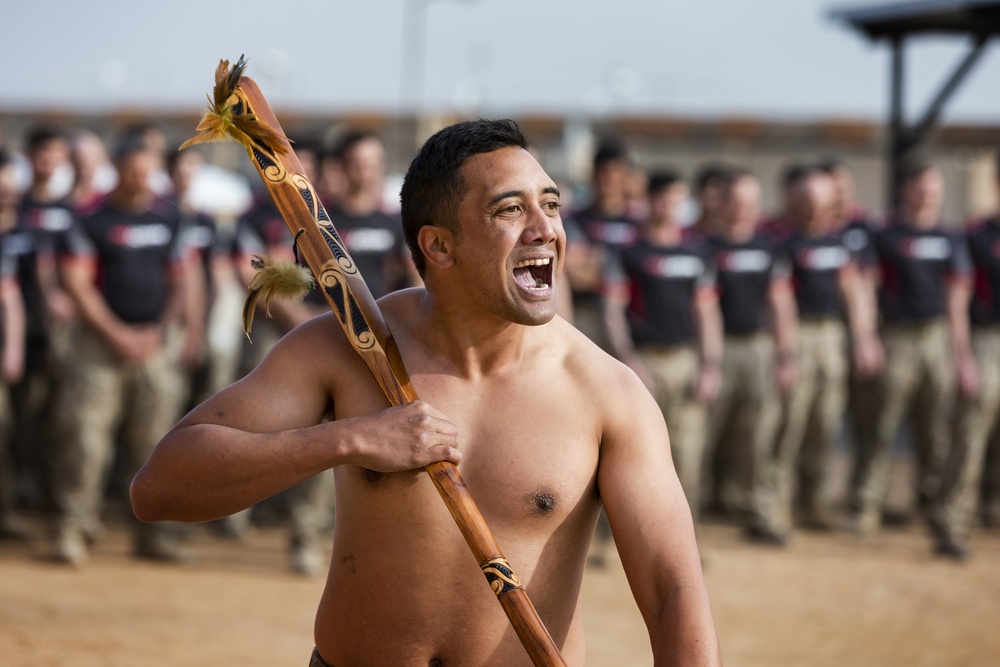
[179,55,289,156]
[241,255,315,339]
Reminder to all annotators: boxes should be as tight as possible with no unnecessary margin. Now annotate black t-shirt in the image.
[782,233,853,317]
[17,195,77,341]
[967,217,1000,326]
[709,234,790,335]
[566,206,642,303]
[874,222,972,323]
[615,235,716,347]
[65,197,187,324]
[840,210,880,268]
[326,206,405,300]
[5,220,45,344]
[19,193,76,258]
[571,205,643,249]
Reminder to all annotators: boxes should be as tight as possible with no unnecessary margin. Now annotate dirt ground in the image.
[2,510,999,667]
[3,449,1000,667]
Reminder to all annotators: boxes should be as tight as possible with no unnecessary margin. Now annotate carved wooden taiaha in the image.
[180,56,566,666]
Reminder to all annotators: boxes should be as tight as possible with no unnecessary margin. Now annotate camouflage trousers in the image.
[50,324,187,541]
[706,332,781,527]
[637,344,709,517]
[851,319,955,527]
[766,318,847,533]
[933,326,1000,542]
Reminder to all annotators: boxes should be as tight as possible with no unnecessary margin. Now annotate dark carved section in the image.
[482,558,523,596]
[251,146,277,175]
[326,281,347,323]
[348,294,371,341]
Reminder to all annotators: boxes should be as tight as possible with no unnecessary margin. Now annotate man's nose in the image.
[523,205,559,244]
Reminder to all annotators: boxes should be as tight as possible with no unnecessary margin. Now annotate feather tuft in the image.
[179,55,289,156]
[241,255,316,339]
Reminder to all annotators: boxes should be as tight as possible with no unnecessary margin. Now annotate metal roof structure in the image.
[831,0,1000,38]
[829,1,1000,207]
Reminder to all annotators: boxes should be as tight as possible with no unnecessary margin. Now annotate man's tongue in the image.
[514,266,538,289]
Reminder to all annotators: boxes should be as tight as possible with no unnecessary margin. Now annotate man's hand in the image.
[694,364,722,403]
[776,356,796,394]
[46,288,77,324]
[342,401,462,472]
[957,355,981,399]
[110,325,163,363]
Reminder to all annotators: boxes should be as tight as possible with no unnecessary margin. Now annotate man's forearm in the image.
[131,419,342,524]
[650,582,723,666]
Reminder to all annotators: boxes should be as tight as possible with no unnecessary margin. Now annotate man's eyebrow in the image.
[487,190,522,207]
[487,186,561,207]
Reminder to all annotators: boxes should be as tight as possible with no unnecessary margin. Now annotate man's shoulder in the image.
[552,318,646,402]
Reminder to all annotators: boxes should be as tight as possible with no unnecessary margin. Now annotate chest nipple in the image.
[529,491,558,516]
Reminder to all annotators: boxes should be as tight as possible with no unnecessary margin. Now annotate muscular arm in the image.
[598,366,721,666]
[130,315,461,523]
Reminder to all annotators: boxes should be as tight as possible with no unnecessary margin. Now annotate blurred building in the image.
[0,109,996,222]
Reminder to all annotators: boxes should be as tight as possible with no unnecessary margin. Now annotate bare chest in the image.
[334,368,601,529]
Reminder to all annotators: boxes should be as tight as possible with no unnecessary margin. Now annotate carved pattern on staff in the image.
[482,558,523,596]
[317,266,376,351]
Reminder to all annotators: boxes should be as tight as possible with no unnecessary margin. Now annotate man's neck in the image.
[644,219,682,247]
[111,189,154,215]
[898,209,937,231]
[407,289,537,380]
[593,197,627,219]
[27,181,55,204]
[338,189,379,217]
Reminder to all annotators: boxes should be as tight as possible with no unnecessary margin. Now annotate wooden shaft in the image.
[231,77,566,667]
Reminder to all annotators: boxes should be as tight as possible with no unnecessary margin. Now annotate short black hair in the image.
[783,162,826,190]
[26,124,67,153]
[898,156,936,186]
[647,169,684,197]
[399,118,528,277]
[817,155,847,174]
[592,138,629,172]
[331,129,382,160]
[721,166,756,196]
[693,162,734,195]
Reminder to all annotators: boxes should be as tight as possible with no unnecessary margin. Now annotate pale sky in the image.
[2,0,998,123]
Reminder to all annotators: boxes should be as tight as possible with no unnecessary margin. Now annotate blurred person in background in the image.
[690,163,733,238]
[14,125,77,513]
[604,169,723,518]
[850,160,975,536]
[562,138,641,352]
[820,157,885,511]
[0,149,28,537]
[167,146,234,407]
[763,165,880,540]
[67,127,114,215]
[931,151,1000,560]
[704,167,796,546]
[50,136,194,565]
[230,136,334,574]
[325,130,411,299]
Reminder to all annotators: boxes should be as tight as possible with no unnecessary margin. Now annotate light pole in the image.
[400,0,479,116]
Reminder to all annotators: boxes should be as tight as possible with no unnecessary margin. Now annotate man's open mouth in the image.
[513,257,553,291]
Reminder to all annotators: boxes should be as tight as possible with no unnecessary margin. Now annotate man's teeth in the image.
[514,258,551,268]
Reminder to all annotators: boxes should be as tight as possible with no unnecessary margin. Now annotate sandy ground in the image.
[2,503,1000,667]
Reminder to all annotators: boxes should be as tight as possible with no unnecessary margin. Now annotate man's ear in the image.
[418,225,456,270]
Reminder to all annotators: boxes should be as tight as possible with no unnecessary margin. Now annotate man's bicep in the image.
[180,322,338,435]
[597,377,702,614]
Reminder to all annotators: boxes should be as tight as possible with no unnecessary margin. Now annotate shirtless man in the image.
[130,119,720,666]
